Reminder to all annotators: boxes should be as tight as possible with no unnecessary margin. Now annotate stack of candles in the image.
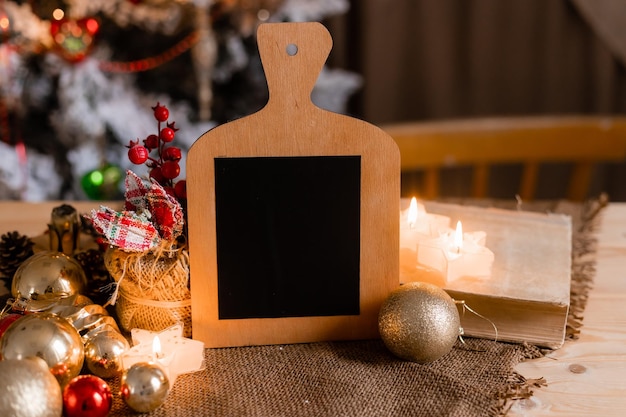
[400,198,494,287]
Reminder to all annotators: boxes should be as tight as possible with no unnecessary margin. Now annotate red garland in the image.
[98,31,200,73]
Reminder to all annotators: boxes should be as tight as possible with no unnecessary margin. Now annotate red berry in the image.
[128,145,149,164]
[149,166,165,183]
[174,180,187,199]
[144,134,158,149]
[161,160,180,179]
[163,146,182,161]
[125,138,140,148]
[160,127,175,142]
[153,104,169,122]
[163,186,176,198]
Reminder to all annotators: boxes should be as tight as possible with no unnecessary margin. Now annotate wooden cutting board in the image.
[187,22,400,348]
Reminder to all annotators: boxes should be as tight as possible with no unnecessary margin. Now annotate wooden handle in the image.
[257,22,332,111]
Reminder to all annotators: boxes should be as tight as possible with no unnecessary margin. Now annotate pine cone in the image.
[74,248,115,305]
[74,249,108,281]
[0,231,35,287]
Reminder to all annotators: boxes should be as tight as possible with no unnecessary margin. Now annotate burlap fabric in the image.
[102,197,603,417]
[104,243,192,337]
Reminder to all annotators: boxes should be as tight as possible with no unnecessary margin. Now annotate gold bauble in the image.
[0,357,63,417]
[11,251,87,312]
[73,312,121,342]
[46,294,95,318]
[121,362,171,413]
[0,312,85,387]
[84,326,130,379]
[378,281,461,364]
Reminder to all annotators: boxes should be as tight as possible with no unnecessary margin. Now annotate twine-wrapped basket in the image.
[104,241,192,337]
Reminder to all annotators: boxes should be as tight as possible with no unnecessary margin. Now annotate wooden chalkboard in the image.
[187,22,400,348]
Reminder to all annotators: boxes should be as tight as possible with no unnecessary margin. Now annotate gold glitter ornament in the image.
[0,357,63,417]
[378,281,461,364]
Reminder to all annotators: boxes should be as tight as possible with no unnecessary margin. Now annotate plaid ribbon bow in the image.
[89,170,185,252]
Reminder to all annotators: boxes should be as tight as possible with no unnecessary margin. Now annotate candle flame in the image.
[152,336,164,359]
[408,197,418,228]
[454,220,463,251]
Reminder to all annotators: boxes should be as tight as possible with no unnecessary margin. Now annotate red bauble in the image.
[128,145,149,164]
[161,161,180,179]
[50,17,99,63]
[63,375,112,417]
[0,313,22,339]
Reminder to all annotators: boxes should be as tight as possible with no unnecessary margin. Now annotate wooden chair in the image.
[381,116,626,201]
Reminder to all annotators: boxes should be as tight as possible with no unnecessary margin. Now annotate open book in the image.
[401,200,571,349]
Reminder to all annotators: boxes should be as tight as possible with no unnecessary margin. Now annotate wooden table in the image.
[0,201,121,238]
[1,201,625,416]
[510,202,626,416]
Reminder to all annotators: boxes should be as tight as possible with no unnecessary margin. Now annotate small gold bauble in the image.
[11,251,87,312]
[121,362,171,413]
[74,313,121,342]
[84,326,130,379]
[0,357,63,417]
[0,312,85,387]
[378,281,461,364]
[46,294,96,318]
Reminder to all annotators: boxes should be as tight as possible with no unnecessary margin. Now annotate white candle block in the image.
[416,222,494,284]
[464,230,487,247]
[122,324,205,382]
[400,197,451,238]
[400,197,452,283]
[121,335,176,379]
[121,344,155,370]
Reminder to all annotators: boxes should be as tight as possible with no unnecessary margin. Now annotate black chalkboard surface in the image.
[215,156,361,319]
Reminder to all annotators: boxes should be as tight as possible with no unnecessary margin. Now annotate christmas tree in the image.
[0,0,361,200]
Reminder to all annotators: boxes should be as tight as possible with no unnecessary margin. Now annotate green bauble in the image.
[378,281,461,364]
[81,163,123,200]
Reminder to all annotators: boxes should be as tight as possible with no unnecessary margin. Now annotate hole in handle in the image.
[286,43,298,56]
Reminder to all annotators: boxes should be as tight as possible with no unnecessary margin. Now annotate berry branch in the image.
[126,103,186,201]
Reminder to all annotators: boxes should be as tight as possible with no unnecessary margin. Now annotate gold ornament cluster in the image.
[0,203,171,415]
